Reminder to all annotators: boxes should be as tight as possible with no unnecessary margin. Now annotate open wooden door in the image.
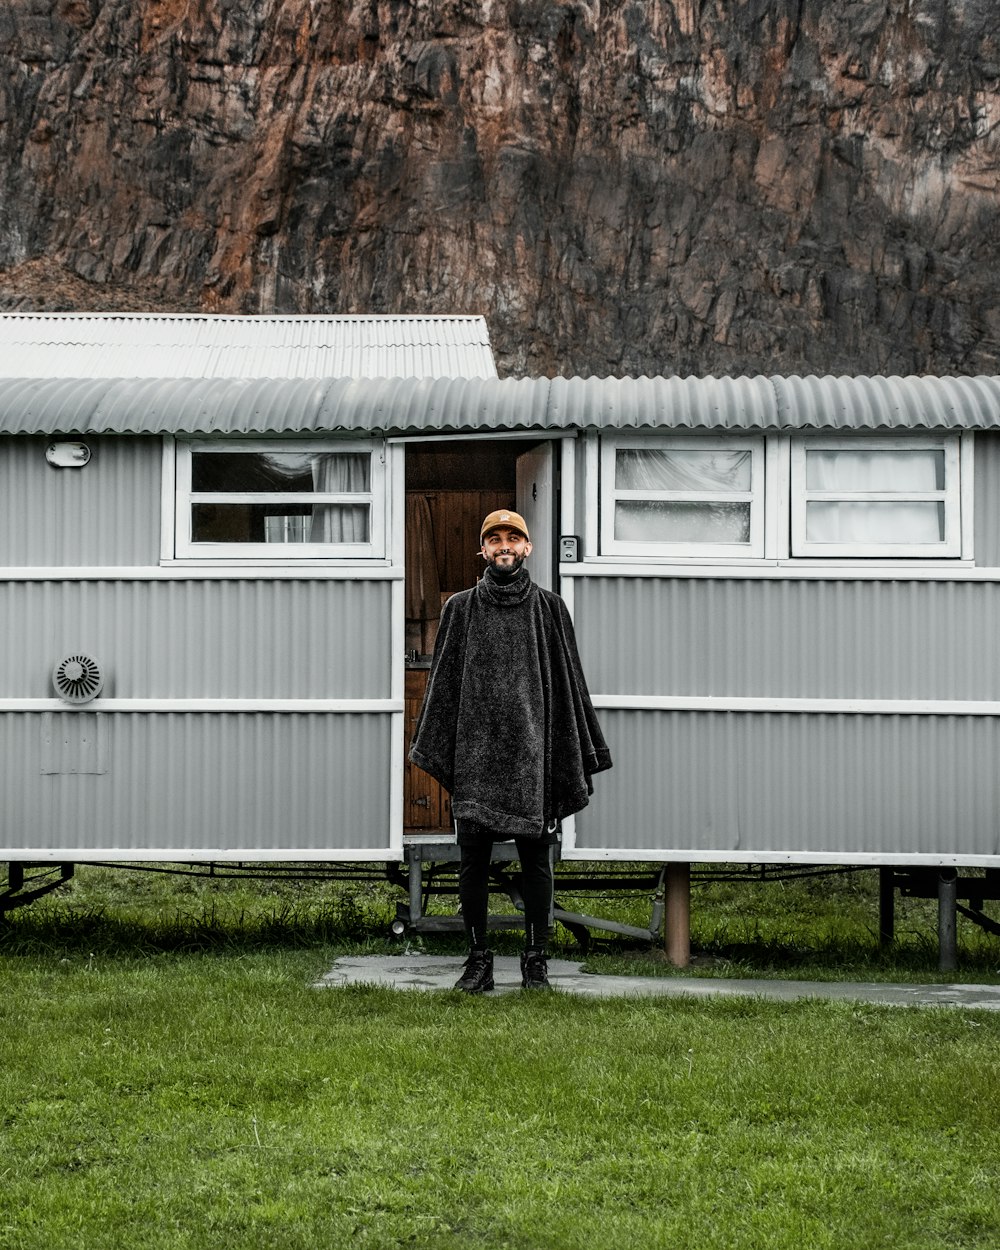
[516,443,556,590]
[402,438,559,835]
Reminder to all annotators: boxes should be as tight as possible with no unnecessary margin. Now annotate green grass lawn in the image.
[2,865,1000,1248]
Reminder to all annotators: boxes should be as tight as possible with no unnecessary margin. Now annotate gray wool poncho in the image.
[408,564,612,840]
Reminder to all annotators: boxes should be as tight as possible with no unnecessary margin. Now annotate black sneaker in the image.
[520,947,551,991]
[455,948,494,994]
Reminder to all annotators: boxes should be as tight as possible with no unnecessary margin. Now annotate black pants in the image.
[456,823,554,950]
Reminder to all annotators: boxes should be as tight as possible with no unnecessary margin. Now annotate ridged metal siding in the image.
[575,710,1000,858]
[2,374,999,437]
[0,711,391,854]
[0,578,392,699]
[0,436,162,566]
[974,432,1000,569]
[575,577,1000,701]
[0,313,498,380]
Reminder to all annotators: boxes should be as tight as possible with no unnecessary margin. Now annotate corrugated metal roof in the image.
[773,374,1000,430]
[547,374,1000,430]
[547,374,780,428]
[0,313,498,379]
[0,376,552,434]
[1,373,999,436]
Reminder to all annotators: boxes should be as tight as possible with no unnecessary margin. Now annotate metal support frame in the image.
[888,866,1000,971]
[879,866,896,949]
[1,862,75,913]
[6,860,996,973]
[938,869,958,973]
[665,862,691,967]
[389,842,666,950]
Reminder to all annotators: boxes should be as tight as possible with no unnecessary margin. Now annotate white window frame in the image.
[172,437,387,561]
[600,434,766,559]
[790,435,962,559]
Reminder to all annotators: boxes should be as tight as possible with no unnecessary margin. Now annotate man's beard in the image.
[486,552,526,577]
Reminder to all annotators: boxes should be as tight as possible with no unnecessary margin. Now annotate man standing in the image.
[408,509,612,992]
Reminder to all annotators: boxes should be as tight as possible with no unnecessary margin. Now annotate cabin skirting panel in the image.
[575,576,1000,702]
[0,578,392,700]
[573,709,1000,861]
[0,711,394,858]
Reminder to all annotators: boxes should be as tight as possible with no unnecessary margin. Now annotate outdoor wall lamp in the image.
[45,441,92,468]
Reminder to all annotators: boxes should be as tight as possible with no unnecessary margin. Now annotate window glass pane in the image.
[615,500,751,544]
[805,449,944,492]
[192,451,370,493]
[805,501,944,544]
[616,448,752,492]
[191,504,370,544]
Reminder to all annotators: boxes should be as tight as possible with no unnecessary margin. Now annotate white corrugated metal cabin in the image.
[3,315,1000,892]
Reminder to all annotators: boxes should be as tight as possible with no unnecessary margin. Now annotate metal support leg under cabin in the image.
[879,866,896,949]
[408,850,424,929]
[938,868,958,973]
[1,862,75,913]
[665,862,691,968]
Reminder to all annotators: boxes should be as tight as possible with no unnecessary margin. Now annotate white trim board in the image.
[387,432,577,444]
[592,695,1000,717]
[559,561,994,580]
[0,566,403,581]
[559,848,1000,866]
[0,847,406,863]
[0,699,402,713]
[4,847,998,867]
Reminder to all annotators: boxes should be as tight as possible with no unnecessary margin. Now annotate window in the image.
[173,439,385,559]
[596,432,968,563]
[790,437,961,558]
[600,436,766,557]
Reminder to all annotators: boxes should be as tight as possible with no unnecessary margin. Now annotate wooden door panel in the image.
[404,669,451,832]
[404,488,512,833]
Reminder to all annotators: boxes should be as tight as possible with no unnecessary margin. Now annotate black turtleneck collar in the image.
[477,562,534,606]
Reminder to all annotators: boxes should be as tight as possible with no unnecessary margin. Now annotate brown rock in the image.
[0,0,997,376]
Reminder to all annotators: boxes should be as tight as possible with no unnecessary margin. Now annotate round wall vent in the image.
[52,655,105,704]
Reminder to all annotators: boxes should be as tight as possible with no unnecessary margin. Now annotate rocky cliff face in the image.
[1,0,998,377]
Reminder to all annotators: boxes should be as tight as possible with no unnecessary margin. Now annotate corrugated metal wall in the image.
[974,432,1000,569]
[0,578,392,699]
[6,416,1000,864]
[574,577,1000,701]
[1,711,391,854]
[7,425,998,571]
[1,436,162,566]
[0,431,401,857]
[575,710,1000,859]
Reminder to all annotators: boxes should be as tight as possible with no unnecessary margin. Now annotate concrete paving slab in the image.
[315,954,1000,1010]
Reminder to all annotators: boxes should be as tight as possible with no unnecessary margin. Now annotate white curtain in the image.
[615,448,751,543]
[616,448,752,492]
[805,450,944,544]
[310,453,370,543]
[405,494,441,621]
